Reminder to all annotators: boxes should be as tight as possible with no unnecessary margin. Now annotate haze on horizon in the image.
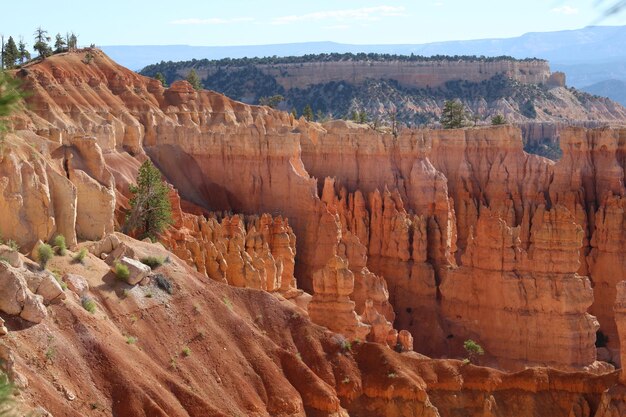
[2,0,626,48]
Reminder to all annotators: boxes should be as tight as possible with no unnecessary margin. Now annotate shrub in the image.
[182,346,191,357]
[37,243,54,269]
[140,256,164,269]
[52,235,66,256]
[341,340,352,352]
[0,371,14,416]
[73,248,88,264]
[81,296,97,314]
[126,336,137,345]
[45,346,56,362]
[222,296,233,311]
[491,114,506,125]
[521,100,537,119]
[463,339,484,364]
[52,271,67,291]
[83,52,94,64]
[5,240,18,252]
[153,274,173,294]
[114,262,130,281]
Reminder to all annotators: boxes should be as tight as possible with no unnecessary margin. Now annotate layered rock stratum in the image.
[177,58,553,90]
[2,49,626,416]
[140,54,626,141]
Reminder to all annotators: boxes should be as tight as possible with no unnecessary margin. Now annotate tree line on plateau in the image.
[1,27,89,70]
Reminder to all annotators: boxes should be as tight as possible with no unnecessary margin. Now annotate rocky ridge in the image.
[140,54,626,131]
[188,58,552,90]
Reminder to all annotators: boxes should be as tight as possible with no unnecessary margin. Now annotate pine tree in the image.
[155,72,167,87]
[440,100,469,129]
[68,32,78,51]
[2,37,18,69]
[259,94,284,108]
[124,160,173,240]
[290,107,298,118]
[33,27,52,59]
[302,104,313,121]
[491,114,506,125]
[18,38,31,64]
[54,33,66,53]
[0,71,22,135]
[186,69,201,90]
[388,108,398,137]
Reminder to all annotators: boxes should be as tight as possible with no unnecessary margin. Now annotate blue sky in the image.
[1,1,625,46]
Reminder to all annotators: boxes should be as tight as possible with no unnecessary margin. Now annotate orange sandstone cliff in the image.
[3,49,626,416]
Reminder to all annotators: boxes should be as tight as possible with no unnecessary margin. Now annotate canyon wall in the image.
[195,59,552,90]
[5,50,626,374]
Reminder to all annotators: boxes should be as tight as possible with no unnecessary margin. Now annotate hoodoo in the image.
[2,48,626,416]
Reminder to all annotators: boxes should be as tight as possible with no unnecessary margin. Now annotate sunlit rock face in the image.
[8,50,626,374]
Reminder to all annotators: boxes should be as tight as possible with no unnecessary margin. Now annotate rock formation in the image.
[196,57,553,90]
[441,205,600,371]
[0,258,65,324]
[617,282,626,384]
[161,194,302,300]
[549,127,626,364]
[3,50,626,416]
[308,253,371,341]
[6,50,626,375]
[592,282,626,417]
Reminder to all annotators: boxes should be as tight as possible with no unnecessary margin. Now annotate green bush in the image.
[5,240,18,252]
[0,371,14,416]
[51,271,67,291]
[491,114,506,125]
[114,262,130,281]
[182,346,191,357]
[463,339,485,364]
[37,243,54,269]
[73,248,88,264]
[52,235,66,256]
[341,339,352,352]
[140,256,164,269]
[81,296,97,314]
[222,296,233,311]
